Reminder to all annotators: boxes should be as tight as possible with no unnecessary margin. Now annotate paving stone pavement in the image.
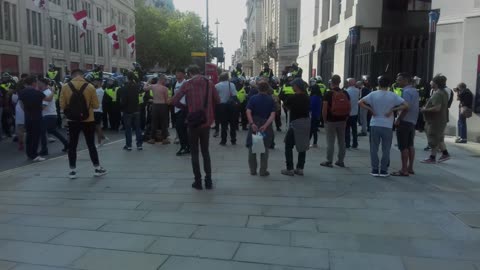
[1,128,480,270]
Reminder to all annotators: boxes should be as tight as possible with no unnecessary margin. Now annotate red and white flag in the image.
[32,0,47,10]
[126,35,135,56]
[73,10,88,38]
[104,25,120,50]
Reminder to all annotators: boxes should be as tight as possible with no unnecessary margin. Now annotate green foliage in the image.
[135,2,214,72]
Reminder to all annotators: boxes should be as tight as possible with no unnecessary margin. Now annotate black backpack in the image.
[64,82,90,121]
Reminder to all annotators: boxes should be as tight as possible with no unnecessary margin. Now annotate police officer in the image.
[103,78,121,131]
[231,63,245,78]
[236,77,248,130]
[91,64,104,81]
[46,64,60,83]
[132,62,145,82]
[279,74,295,123]
[259,63,274,82]
[271,77,282,131]
[414,76,428,132]
[291,62,303,79]
[314,76,328,127]
[1,73,15,138]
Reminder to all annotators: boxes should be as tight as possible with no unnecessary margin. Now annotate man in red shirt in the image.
[172,65,220,190]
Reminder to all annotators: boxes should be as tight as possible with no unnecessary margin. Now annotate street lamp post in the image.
[206,0,209,63]
[215,19,220,48]
[426,10,440,83]
[220,41,224,69]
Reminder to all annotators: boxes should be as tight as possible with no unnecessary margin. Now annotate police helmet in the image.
[413,76,421,86]
[315,76,323,83]
[49,63,56,69]
[272,76,280,84]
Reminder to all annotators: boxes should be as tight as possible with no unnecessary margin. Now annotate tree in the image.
[135,2,214,72]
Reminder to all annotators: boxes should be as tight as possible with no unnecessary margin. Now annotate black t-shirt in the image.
[284,93,310,122]
[324,87,350,122]
[459,89,474,109]
[19,87,45,120]
[361,87,371,98]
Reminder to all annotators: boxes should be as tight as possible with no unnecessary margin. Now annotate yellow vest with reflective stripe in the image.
[273,89,280,97]
[394,87,402,96]
[105,87,118,102]
[317,83,327,96]
[283,86,294,95]
[47,70,58,80]
[139,92,145,104]
[0,83,12,91]
[237,88,247,103]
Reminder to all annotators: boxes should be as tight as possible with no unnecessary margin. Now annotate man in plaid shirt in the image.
[172,65,220,190]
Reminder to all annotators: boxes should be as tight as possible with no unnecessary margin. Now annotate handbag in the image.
[460,106,473,118]
[187,78,209,128]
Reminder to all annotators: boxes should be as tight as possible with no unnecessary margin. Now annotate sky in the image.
[173,0,247,68]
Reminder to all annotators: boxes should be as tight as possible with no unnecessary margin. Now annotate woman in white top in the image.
[39,78,68,155]
[12,91,25,150]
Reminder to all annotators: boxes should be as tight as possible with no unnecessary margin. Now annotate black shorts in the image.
[94,112,103,125]
[396,121,415,150]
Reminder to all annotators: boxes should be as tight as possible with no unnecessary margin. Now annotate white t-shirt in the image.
[42,89,57,116]
[12,94,24,125]
[346,86,360,116]
[361,90,405,128]
[174,79,186,113]
[94,88,104,113]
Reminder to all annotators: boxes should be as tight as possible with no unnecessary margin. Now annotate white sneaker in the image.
[68,171,77,179]
[48,137,56,143]
[94,167,107,177]
[33,156,46,162]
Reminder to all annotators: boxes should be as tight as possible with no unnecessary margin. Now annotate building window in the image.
[83,29,93,55]
[313,0,320,35]
[96,7,102,22]
[67,0,78,11]
[82,1,91,18]
[27,9,43,46]
[50,18,63,50]
[287,8,298,44]
[0,1,18,42]
[345,0,354,18]
[97,33,104,57]
[321,0,330,32]
[408,0,431,10]
[49,0,61,5]
[68,23,79,53]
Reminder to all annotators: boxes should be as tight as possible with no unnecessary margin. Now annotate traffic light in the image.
[210,47,224,63]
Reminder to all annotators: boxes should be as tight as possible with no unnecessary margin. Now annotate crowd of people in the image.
[0,61,475,189]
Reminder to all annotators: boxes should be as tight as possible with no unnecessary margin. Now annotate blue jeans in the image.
[41,115,69,154]
[124,112,142,147]
[369,126,393,172]
[457,113,467,140]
